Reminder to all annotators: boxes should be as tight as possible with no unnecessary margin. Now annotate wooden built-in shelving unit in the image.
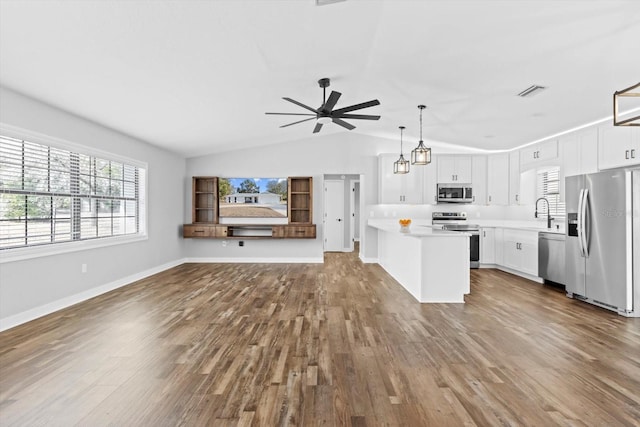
[183,176,315,239]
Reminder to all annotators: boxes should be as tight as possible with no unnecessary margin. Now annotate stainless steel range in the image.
[432,212,480,268]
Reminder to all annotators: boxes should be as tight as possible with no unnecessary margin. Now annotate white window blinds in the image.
[0,134,146,250]
[536,167,565,219]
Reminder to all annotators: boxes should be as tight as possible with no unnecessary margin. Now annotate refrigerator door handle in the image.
[581,188,590,257]
[577,188,585,257]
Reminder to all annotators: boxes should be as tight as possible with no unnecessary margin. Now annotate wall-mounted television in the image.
[218,177,288,223]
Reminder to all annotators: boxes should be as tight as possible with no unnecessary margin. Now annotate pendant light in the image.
[394,126,410,174]
[411,105,432,165]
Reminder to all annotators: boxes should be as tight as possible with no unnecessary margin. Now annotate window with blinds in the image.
[0,134,146,250]
[536,167,565,219]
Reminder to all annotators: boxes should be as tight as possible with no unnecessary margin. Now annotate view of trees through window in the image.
[0,134,144,249]
[218,177,287,218]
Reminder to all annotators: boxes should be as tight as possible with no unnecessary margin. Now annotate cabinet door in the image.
[480,227,495,264]
[436,156,471,183]
[471,155,487,205]
[378,154,423,203]
[422,156,438,205]
[598,126,638,169]
[403,166,424,204]
[487,154,509,205]
[580,128,599,175]
[494,228,504,265]
[521,140,558,170]
[502,238,520,270]
[509,151,520,205]
[455,156,473,183]
[379,154,404,203]
[437,156,456,183]
[519,240,538,276]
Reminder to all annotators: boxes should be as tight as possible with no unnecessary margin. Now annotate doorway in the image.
[323,174,361,253]
[323,179,344,252]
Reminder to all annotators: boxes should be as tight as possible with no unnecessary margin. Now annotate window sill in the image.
[0,234,148,264]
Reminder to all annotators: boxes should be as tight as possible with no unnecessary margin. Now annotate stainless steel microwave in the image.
[437,183,473,203]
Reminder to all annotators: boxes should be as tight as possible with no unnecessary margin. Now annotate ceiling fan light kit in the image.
[394,126,410,174]
[411,104,432,165]
[265,77,380,133]
[613,82,640,126]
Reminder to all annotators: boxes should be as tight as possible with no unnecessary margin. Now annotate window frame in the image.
[0,124,148,263]
[536,166,565,220]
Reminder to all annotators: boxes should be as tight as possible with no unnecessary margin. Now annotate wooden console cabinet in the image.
[183,176,315,239]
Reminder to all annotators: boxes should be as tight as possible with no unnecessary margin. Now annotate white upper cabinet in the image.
[487,153,509,205]
[422,155,438,205]
[520,140,559,170]
[509,151,521,205]
[471,155,487,205]
[437,155,472,183]
[598,125,640,169]
[559,128,598,202]
[378,154,424,204]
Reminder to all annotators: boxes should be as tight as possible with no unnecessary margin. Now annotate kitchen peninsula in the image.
[368,219,470,303]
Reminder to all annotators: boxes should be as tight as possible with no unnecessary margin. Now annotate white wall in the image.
[0,87,186,329]
[185,132,402,261]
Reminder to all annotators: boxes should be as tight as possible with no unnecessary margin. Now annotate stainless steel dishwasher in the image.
[538,232,566,285]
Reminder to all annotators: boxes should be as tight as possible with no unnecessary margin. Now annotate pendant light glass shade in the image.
[394,126,410,174]
[411,105,432,165]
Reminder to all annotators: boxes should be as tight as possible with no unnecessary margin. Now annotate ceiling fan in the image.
[265,78,381,133]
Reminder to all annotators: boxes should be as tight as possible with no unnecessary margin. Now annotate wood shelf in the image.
[184,175,315,239]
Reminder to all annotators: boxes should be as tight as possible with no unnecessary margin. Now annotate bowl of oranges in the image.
[399,218,412,232]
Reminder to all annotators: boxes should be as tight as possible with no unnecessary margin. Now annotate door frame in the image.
[349,179,360,252]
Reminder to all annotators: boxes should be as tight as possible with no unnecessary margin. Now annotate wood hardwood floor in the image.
[1,250,639,426]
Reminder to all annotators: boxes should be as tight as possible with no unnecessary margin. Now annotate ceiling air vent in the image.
[316,0,346,5]
[517,85,547,98]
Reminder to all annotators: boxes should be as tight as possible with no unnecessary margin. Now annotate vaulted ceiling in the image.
[1,0,639,157]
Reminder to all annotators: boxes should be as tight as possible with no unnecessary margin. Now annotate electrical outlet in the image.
[81,263,87,273]
[239,241,244,247]
[222,240,227,247]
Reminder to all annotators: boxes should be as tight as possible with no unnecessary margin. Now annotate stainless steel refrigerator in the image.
[565,167,639,317]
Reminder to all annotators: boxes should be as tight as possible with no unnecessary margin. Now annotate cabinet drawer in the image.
[215,226,228,237]
[272,225,316,238]
[183,225,214,238]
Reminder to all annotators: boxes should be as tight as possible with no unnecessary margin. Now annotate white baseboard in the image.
[360,255,378,264]
[0,258,186,332]
[495,266,543,283]
[184,257,324,264]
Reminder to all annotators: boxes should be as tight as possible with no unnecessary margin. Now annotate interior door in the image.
[324,180,344,252]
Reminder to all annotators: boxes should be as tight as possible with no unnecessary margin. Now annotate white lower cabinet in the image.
[501,229,538,276]
[494,228,504,265]
[480,227,495,264]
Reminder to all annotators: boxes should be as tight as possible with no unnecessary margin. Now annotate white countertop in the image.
[369,218,565,235]
[473,220,565,235]
[367,219,470,237]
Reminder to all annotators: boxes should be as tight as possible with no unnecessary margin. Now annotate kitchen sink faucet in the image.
[535,197,553,229]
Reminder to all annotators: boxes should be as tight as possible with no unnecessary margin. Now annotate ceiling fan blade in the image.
[333,113,381,120]
[332,99,380,115]
[283,97,318,113]
[313,122,323,133]
[280,117,316,128]
[266,112,316,116]
[321,91,342,113]
[332,118,356,130]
